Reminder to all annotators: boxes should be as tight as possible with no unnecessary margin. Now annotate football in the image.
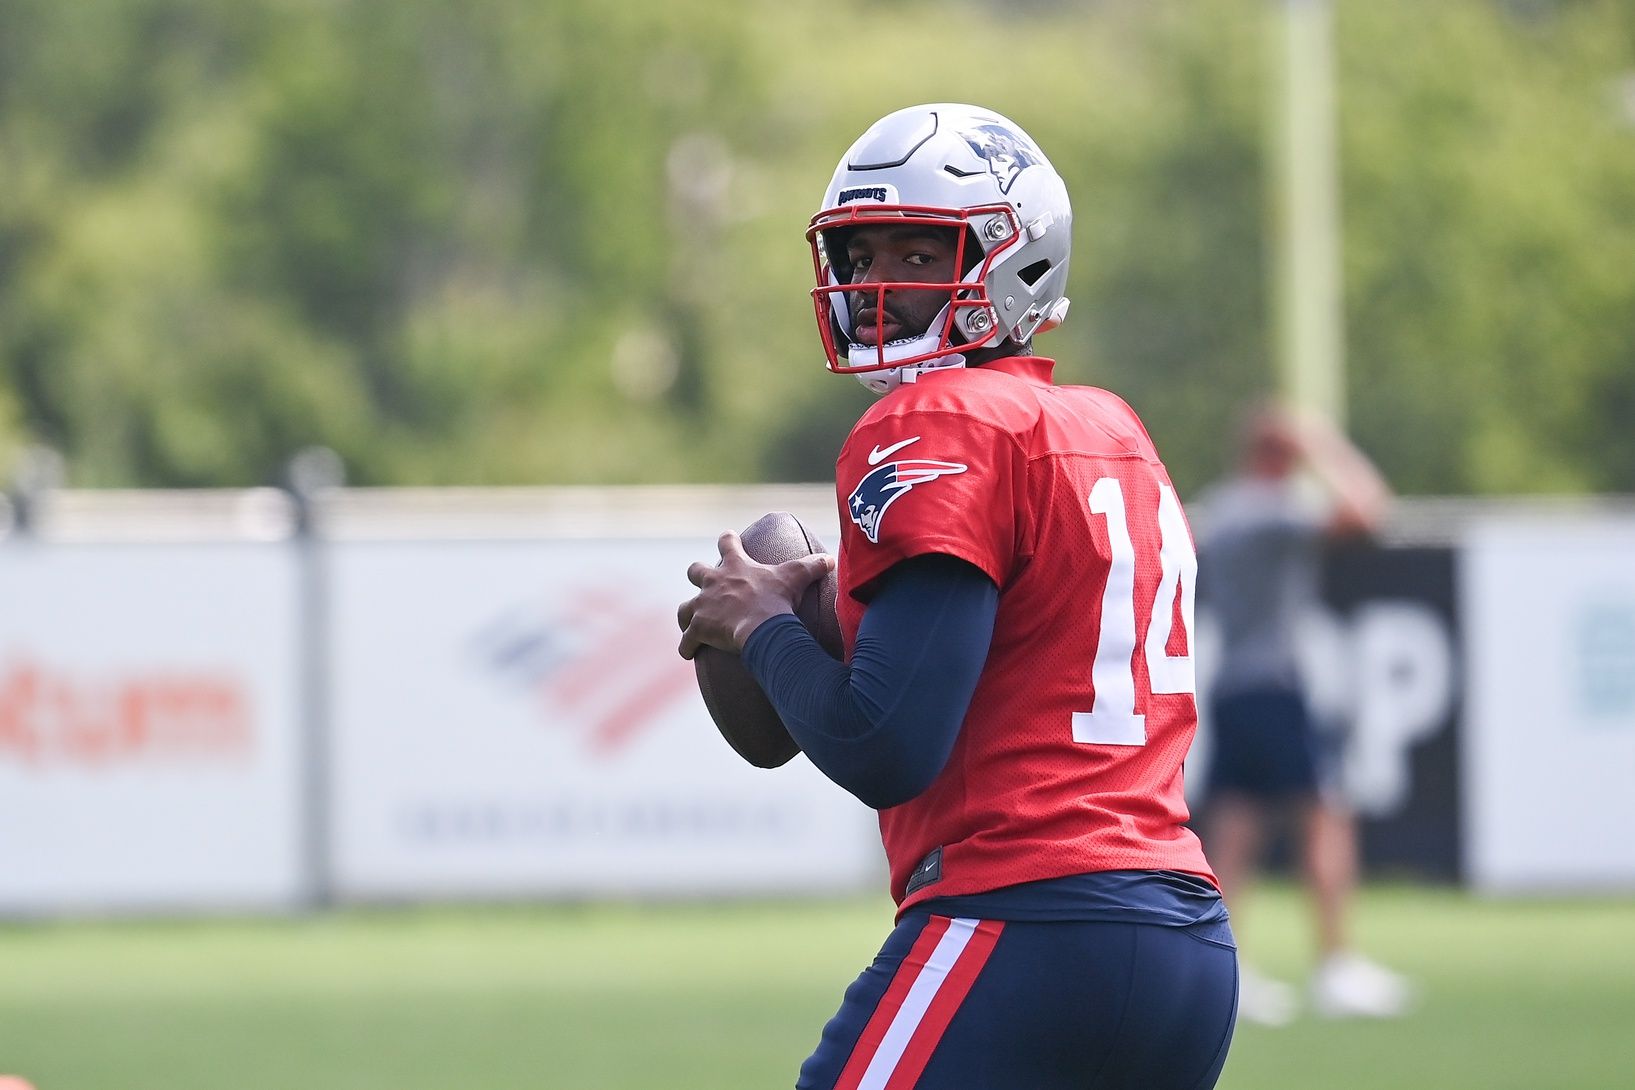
[694,511,844,768]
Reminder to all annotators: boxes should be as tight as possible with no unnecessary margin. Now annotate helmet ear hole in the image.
[1018,259,1051,287]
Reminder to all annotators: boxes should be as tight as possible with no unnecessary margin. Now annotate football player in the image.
[679,103,1238,1089]
[1192,404,1410,1024]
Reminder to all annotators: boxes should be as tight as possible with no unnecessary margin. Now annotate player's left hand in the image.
[677,531,834,659]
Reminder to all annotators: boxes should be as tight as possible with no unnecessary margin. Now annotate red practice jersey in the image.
[833,356,1215,911]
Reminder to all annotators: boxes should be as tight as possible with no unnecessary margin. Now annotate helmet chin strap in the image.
[853,353,967,396]
[846,303,967,396]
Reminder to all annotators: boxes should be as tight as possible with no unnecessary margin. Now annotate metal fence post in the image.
[286,446,346,910]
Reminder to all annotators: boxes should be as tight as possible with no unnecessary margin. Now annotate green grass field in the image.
[2,884,1631,1090]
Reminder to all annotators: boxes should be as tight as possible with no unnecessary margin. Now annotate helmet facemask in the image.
[807,204,1021,391]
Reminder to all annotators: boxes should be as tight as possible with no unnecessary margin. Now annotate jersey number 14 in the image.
[1072,478,1196,746]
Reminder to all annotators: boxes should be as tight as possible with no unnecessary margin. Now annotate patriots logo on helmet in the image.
[961,123,1041,195]
[848,458,968,544]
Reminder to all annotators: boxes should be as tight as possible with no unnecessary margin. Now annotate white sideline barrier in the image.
[327,535,880,901]
[0,489,879,914]
[4,488,1634,913]
[0,543,303,913]
[1462,514,1635,893]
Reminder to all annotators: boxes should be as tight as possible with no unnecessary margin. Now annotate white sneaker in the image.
[1237,964,1299,1027]
[1310,953,1413,1019]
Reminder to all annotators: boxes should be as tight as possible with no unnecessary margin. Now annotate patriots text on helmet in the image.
[838,185,897,205]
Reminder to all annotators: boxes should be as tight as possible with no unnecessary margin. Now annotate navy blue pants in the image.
[1206,687,1336,800]
[797,913,1238,1090]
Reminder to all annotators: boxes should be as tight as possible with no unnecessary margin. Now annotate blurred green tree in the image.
[1,0,1632,494]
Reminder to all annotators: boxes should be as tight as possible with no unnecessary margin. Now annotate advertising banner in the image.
[1194,545,1463,881]
[327,536,881,901]
[1462,516,1635,892]
[10,489,1623,912]
[1321,546,1463,879]
[0,543,303,913]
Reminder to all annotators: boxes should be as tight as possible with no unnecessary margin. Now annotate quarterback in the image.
[678,103,1238,1089]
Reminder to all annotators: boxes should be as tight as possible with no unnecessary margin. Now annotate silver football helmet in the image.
[808,103,1073,395]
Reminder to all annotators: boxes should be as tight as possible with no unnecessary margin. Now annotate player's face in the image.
[843,224,961,345]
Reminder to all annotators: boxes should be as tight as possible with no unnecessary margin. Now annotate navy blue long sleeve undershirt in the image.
[740,553,999,810]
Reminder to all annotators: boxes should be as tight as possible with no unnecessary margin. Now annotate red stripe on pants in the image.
[833,917,1005,1090]
[882,920,1003,1090]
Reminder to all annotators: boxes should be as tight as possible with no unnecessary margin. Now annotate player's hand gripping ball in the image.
[681,512,843,768]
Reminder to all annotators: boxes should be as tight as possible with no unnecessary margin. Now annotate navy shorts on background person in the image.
[797,912,1238,1090]
[1205,687,1334,799]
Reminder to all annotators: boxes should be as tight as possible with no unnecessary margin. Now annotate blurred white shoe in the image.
[1310,953,1413,1019]
[1237,965,1299,1027]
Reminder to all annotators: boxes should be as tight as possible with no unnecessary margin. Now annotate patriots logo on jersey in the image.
[848,457,968,544]
[960,123,1041,195]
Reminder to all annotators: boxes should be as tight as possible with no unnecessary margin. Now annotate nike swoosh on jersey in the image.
[867,436,922,465]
